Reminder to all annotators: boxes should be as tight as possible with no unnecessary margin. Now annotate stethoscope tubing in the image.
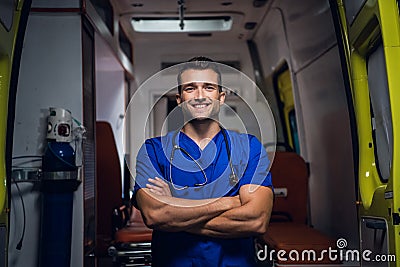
[169,127,237,190]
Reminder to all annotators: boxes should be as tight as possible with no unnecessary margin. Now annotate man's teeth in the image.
[194,104,207,108]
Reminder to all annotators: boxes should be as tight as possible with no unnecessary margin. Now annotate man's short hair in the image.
[177,56,222,94]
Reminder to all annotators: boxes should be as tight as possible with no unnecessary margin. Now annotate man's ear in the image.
[176,93,182,105]
[219,91,226,105]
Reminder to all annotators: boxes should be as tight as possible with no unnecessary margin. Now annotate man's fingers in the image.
[155,177,169,186]
[146,183,162,192]
[148,177,172,197]
[146,186,158,195]
[149,177,170,190]
[148,177,168,188]
[155,177,172,196]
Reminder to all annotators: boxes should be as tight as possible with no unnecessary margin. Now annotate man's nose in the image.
[194,87,205,99]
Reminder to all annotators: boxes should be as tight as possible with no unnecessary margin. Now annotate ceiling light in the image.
[131,17,232,32]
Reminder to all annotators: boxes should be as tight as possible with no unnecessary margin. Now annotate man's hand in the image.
[146,177,172,196]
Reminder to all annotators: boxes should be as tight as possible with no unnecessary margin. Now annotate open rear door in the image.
[273,62,300,154]
[333,0,400,265]
[0,0,31,265]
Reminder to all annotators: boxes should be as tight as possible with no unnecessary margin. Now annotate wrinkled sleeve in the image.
[131,139,163,208]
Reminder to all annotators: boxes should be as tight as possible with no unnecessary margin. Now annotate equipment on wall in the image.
[42,107,77,174]
[39,107,85,267]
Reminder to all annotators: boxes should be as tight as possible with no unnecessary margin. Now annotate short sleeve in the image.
[131,139,164,208]
[239,135,273,188]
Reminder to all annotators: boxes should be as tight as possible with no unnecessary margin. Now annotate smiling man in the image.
[132,57,274,267]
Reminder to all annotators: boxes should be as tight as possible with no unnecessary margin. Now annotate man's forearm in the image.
[186,186,273,238]
[186,204,268,238]
[136,188,240,232]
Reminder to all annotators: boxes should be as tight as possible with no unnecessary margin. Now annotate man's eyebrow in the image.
[181,82,195,87]
[204,82,218,87]
[182,82,218,87]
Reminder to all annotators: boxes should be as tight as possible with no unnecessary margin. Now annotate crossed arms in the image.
[134,135,273,238]
[135,178,273,238]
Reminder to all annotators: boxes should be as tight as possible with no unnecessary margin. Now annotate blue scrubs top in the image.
[133,130,272,267]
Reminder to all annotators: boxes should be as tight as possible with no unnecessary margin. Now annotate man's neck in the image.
[181,119,221,148]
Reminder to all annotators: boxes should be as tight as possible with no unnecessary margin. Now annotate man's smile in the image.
[191,103,210,109]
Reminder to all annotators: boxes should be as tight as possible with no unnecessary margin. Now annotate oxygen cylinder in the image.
[40,107,79,267]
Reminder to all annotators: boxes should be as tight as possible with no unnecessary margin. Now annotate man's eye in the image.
[184,87,194,92]
[206,86,217,91]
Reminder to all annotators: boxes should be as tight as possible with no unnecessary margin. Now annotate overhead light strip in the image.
[131,17,232,32]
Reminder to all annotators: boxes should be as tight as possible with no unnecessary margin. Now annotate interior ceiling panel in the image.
[112,0,272,41]
[274,0,337,72]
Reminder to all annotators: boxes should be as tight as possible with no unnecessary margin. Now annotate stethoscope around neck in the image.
[169,127,238,190]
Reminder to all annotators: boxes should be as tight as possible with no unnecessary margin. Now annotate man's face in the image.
[176,69,225,121]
